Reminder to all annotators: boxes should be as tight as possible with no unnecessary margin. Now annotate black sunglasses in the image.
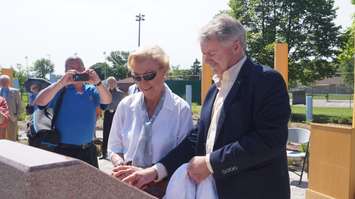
[131,71,157,82]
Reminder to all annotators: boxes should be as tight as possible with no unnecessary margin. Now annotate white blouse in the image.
[108,85,193,164]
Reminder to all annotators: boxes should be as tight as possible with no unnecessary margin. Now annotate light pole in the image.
[103,51,107,79]
[24,56,28,67]
[136,13,145,47]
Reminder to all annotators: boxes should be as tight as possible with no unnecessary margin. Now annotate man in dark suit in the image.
[120,15,291,199]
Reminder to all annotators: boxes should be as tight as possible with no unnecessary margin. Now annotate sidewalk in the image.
[292,99,353,108]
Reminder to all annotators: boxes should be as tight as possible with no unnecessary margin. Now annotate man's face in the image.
[108,79,117,89]
[65,59,85,72]
[30,84,40,93]
[200,37,239,76]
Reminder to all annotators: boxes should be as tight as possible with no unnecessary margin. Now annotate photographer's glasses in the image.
[131,71,158,82]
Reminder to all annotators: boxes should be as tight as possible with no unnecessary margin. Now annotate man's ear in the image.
[232,40,240,53]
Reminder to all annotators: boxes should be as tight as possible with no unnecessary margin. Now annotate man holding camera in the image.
[34,56,112,168]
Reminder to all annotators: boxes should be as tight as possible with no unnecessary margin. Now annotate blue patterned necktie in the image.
[132,89,166,168]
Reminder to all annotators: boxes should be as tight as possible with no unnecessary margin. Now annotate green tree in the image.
[107,51,129,67]
[90,62,111,80]
[338,18,355,88]
[111,65,129,80]
[190,58,201,80]
[168,65,192,80]
[32,58,54,79]
[13,64,29,93]
[90,62,129,80]
[106,50,130,80]
[228,0,341,86]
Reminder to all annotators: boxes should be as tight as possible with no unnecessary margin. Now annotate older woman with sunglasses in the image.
[107,45,193,197]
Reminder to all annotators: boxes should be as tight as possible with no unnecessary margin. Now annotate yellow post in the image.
[353,32,355,128]
[274,43,289,88]
[0,68,13,86]
[201,63,213,104]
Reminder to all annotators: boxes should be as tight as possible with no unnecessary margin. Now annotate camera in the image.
[73,73,90,81]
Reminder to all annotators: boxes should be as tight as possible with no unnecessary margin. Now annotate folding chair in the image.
[287,127,310,185]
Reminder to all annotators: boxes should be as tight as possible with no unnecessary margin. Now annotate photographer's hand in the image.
[34,70,76,106]
[59,70,76,87]
[86,69,101,85]
[87,69,112,104]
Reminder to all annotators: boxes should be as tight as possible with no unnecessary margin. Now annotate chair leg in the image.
[299,143,309,185]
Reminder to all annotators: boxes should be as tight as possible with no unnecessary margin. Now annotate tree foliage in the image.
[107,51,129,67]
[228,0,341,86]
[338,18,355,88]
[168,59,202,80]
[90,50,129,80]
[32,58,54,79]
[190,58,202,80]
[13,64,29,92]
[169,65,192,80]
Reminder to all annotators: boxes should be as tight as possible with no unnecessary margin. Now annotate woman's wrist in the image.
[112,155,124,166]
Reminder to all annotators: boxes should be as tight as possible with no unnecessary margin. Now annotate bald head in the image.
[0,75,10,88]
[65,56,85,72]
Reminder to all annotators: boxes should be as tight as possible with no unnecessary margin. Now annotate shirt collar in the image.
[131,83,176,112]
[213,56,246,90]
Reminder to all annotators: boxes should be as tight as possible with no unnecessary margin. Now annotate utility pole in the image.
[136,13,145,47]
[103,51,107,79]
[24,56,28,68]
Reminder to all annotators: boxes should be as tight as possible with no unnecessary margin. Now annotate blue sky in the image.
[0,0,354,75]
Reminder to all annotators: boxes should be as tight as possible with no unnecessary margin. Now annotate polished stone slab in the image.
[0,140,155,199]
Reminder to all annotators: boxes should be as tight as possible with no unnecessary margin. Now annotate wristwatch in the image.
[95,81,102,87]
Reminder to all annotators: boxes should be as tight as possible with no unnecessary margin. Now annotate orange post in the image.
[201,63,213,104]
[274,43,288,88]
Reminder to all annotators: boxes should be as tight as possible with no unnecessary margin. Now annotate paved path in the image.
[292,99,353,108]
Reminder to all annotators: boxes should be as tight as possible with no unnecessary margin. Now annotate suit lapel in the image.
[214,59,253,146]
[200,85,218,143]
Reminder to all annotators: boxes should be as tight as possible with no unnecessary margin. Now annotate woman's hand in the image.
[112,165,142,180]
[121,167,158,189]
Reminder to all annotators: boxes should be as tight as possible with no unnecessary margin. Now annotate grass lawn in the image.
[291,105,352,124]
[291,106,352,118]
[192,103,353,125]
[191,103,201,116]
[311,94,353,100]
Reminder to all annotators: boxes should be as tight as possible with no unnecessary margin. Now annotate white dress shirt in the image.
[108,85,193,165]
[155,56,246,181]
[205,56,246,172]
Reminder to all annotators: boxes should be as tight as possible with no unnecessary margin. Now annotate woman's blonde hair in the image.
[127,45,170,72]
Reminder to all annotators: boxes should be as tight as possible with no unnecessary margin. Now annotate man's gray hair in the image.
[199,14,247,51]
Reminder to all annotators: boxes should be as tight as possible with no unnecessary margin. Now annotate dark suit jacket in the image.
[160,59,291,199]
